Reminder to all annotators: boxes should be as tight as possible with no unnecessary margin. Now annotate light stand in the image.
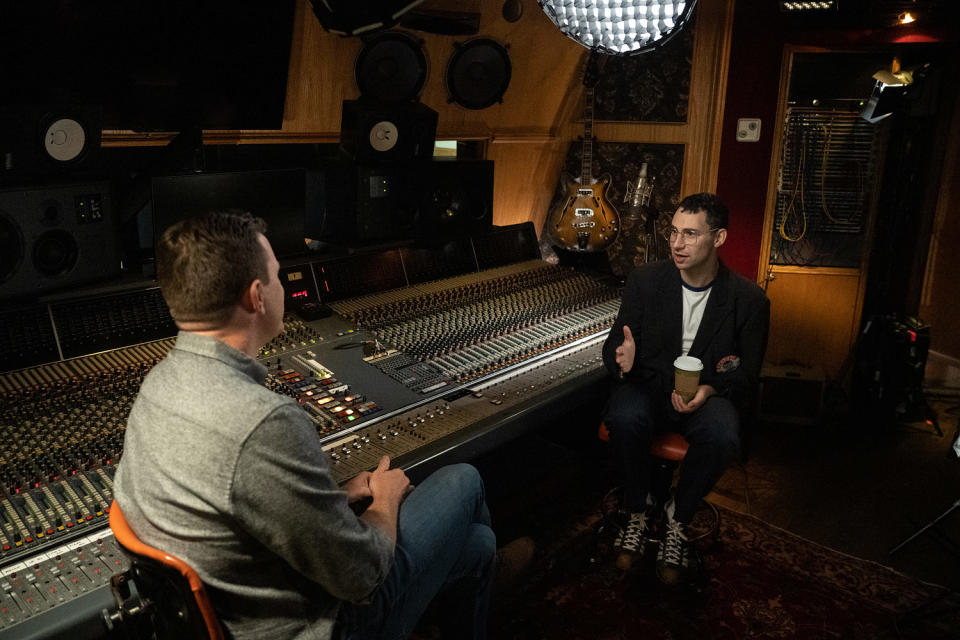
[889,410,960,557]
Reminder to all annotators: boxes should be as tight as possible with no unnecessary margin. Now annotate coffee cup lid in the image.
[674,355,704,371]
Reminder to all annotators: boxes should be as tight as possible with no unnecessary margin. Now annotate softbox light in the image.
[538,0,698,56]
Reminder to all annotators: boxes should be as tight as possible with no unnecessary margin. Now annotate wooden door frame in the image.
[757,44,886,377]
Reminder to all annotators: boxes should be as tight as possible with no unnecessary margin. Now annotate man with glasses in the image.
[602,193,769,584]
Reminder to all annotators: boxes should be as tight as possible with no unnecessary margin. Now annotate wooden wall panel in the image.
[763,270,863,379]
[102,0,737,240]
[487,139,568,230]
[267,0,588,139]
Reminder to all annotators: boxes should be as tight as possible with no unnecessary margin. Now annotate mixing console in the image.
[0,250,620,639]
[323,334,607,484]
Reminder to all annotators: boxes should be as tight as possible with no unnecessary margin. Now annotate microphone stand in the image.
[622,163,657,263]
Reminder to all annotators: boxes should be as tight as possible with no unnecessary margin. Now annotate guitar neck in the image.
[581,87,594,185]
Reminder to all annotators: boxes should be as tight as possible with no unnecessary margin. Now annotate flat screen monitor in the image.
[151,170,308,259]
[1,1,295,131]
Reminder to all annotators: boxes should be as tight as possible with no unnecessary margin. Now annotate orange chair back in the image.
[109,500,226,640]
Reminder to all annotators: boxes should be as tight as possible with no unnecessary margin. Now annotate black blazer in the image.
[602,260,770,410]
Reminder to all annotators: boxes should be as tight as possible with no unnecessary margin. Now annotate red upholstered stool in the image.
[598,423,721,544]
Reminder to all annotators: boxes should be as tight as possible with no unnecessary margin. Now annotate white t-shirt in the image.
[681,280,713,355]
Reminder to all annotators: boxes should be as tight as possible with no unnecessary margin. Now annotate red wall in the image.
[715,0,786,280]
[714,0,960,281]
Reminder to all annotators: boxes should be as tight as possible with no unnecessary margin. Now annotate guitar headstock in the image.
[582,50,608,88]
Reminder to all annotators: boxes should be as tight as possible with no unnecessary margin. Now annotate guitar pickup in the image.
[573,221,597,229]
[574,208,594,217]
[577,189,593,196]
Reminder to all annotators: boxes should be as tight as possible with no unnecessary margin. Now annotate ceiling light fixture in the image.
[779,1,838,11]
[537,0,698,56]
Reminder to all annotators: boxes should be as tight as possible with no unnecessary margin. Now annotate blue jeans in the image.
[336,464,495,640]
[604,382,740,523]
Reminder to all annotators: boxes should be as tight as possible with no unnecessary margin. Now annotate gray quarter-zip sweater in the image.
[114,332,393,639]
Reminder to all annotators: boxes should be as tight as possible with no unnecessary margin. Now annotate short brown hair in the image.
[156,211,268,326]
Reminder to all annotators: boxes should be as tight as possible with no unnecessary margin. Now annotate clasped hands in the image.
[342,455,414,508]
[615,325,715,414]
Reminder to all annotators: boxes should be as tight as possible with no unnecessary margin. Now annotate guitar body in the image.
[547,173,620,252]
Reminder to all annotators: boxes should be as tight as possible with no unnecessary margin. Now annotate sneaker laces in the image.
[660,519,688,566]
[616,511,650,552]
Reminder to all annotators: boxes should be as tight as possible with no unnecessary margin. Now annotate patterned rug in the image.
[489,495,960,640]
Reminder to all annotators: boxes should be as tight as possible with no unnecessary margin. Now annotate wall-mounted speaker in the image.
[415,159,493,240]
[339,100,438,163]
[0,105,102,180]
[355,31,428,104]
[0,181,120,301]
[445,38,511,109]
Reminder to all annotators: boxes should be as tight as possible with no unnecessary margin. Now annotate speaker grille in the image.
[355,32,428,104]
[33,229,79,277]
[446,38,511,110]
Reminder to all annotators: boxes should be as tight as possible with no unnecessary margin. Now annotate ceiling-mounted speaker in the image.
[446,38,512,109]
[355,31,428,104]
[0,181,120,301]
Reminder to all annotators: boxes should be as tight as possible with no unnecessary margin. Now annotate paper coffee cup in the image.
[673,355,704,403]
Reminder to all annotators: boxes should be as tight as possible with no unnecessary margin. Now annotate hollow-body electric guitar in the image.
[547,70,620,252]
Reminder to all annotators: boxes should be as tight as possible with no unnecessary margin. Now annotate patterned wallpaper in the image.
[593,20,694,123]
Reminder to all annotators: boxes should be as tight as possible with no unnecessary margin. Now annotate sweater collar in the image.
[172,331,267,384]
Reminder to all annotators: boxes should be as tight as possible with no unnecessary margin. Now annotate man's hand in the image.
[671,384,716,413]
[368,456,411,507]
[342,471,372,504]
[360,456,411,545]
[615,325,636,374]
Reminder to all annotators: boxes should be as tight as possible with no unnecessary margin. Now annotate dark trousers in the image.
[604,382,740,523]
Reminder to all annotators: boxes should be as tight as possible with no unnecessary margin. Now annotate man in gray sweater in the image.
[115,211,495,639]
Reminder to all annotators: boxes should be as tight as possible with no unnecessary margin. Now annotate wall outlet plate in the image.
[736,118,761,142]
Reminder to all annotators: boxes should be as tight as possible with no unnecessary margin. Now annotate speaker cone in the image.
[0,212,24,283]
[355,32,428,104]
[33,229,78,277]
[446,38,511,110]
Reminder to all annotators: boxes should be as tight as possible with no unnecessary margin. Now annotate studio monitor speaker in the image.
[445,38,511,110]
[340,100,438,163]
[0,105,102,179]
[0,181,120,301]
[355,31,428,104]
[415,159,493,240]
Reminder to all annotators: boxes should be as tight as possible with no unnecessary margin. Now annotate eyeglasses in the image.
[665,227,719,244]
